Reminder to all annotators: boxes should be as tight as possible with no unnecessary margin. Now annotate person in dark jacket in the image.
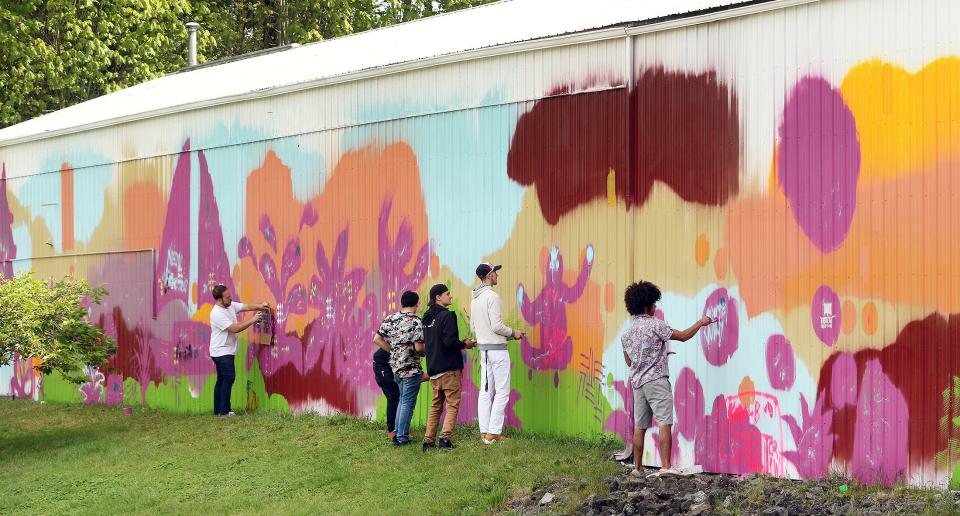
[421,283,475,450]
[372,345,400,439]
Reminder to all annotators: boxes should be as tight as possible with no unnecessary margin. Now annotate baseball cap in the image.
[476,262,502,279]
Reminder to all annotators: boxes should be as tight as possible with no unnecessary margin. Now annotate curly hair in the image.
[624,281,661,316]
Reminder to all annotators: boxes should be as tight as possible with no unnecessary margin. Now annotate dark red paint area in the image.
[817,313,960,467]
[507,67,740,224]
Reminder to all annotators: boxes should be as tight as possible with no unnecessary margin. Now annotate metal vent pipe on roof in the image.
[185,22,201,67]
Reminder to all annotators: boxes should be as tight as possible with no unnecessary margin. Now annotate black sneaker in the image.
[393,438,411,447]
[422,440,436,452]
[438,438,455,450]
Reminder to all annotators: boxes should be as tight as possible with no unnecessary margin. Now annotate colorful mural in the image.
[3,1,960,489]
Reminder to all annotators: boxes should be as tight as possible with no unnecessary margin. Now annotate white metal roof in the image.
[0,0,797,146]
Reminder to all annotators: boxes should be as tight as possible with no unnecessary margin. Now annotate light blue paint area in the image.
[11,224,31,274]
[0,364,10,396]
[193,120,327,202]
[601,284,816,475]
[342,90,525,283]
[193,121,327,268]
[11,150,116,252]
[15,172,61,251]
[72,163,113,244]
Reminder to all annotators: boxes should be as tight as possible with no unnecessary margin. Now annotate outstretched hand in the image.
[699,315,715,326]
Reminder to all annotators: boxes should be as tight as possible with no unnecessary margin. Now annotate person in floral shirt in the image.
[374,290,425,446]
[621,281,714,478]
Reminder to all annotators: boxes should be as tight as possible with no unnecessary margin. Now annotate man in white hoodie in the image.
[471,262,525,444]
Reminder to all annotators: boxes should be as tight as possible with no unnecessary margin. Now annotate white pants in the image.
[478,349,511,435]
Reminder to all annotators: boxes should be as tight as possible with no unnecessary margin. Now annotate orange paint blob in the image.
[123,182,165,250]
[862,302,879,336]
[695,233,710,267]
[604,282,615,313]
[842,300,857,335]
[738,376,756,409]
[714,247,728,281]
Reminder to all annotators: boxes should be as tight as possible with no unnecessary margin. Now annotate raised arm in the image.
[671,316,714,342]
[517,283,544,324]
[226,311,262,334]
[562,244,594,301]
[237,302,269,313]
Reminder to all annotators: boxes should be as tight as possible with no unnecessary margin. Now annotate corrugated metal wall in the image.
[2,0,960,487]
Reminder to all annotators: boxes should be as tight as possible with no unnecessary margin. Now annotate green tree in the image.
[0,0,497,129]
[0,0,203,128]
[0,272,116,384]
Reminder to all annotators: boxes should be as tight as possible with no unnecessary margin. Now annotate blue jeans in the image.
[211,354,236,415]
[394,374,421,444]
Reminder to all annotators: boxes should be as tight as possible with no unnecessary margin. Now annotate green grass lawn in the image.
[0,400,620,514]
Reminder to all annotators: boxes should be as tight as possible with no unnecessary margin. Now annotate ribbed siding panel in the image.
[2,0,960,487]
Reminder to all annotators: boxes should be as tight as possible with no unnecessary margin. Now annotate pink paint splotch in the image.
[695,395,764,475]
[700,288,739,366]
[517,244,594,372]
[830,352,858,409]
[198,151,236,298]
[376,198,430,319]
[851,359,908,486]
[150,320,216,393]
[783,392,835,480]
[155,141,192,312]
[305,227,375,391]
[9,354,36,399]
[0,164,17,279]
[778,76,860,253]
[105,374,124,406]
[603,380,634,444]
[674,367,705,440]
[766,335,796,391]
[79,367,105,405]
[811,285,841,346]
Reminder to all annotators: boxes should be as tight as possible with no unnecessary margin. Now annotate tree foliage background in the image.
[0,273,115,383]
[0,0,497,129]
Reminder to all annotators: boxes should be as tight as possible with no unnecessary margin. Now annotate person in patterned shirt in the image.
[374,290,425,446]
[621,281,714,478]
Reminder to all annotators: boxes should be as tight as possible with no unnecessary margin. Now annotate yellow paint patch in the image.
[841,57,960,179]
[193,303,213,323]
[862,301,879,336]
[607,168,616,207]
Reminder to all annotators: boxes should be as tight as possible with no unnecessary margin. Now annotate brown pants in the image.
[424,370,462,442]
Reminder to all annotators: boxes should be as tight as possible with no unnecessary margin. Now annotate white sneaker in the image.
[226,411,237,417]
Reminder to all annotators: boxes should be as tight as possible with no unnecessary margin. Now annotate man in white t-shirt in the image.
[209,284,268,416]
